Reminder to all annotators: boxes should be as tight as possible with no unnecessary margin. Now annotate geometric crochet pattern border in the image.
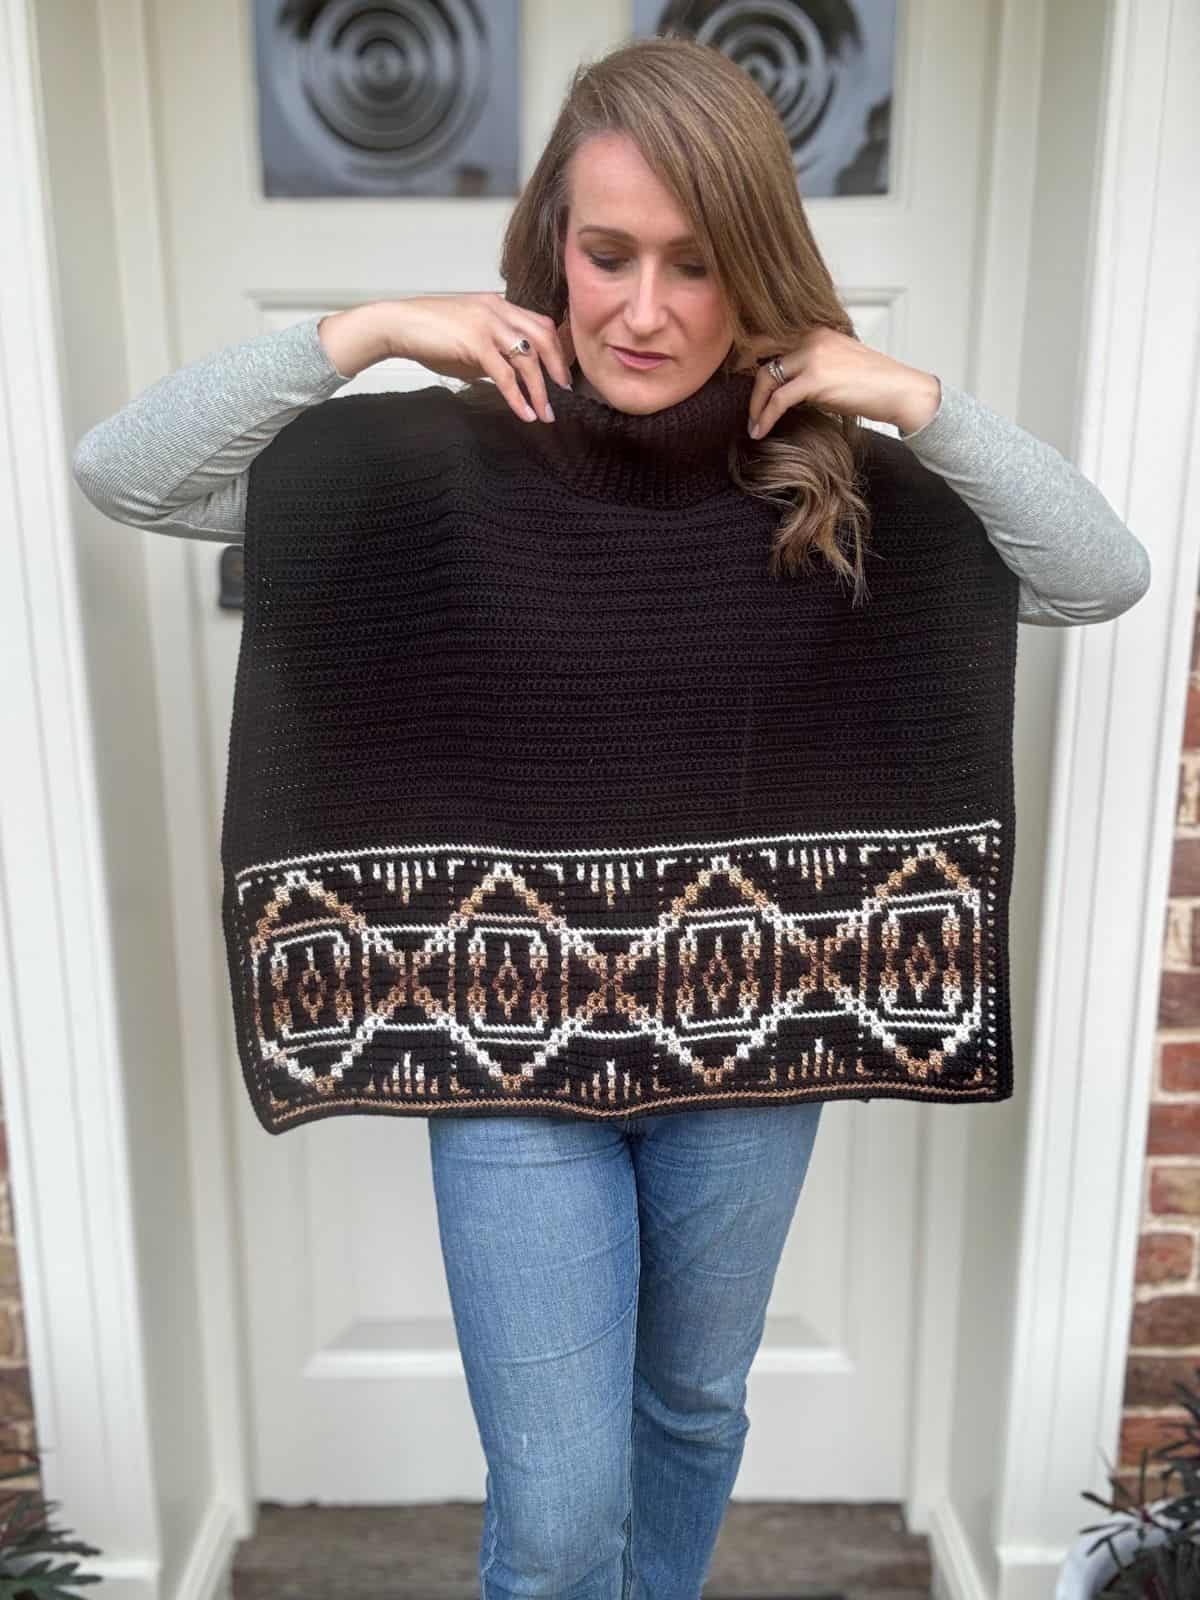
[228,820,1010,1130]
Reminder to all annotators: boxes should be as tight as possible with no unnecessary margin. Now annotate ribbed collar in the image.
[522,363,757,507]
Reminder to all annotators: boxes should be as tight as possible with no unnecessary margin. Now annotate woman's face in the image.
[561,131,736,413]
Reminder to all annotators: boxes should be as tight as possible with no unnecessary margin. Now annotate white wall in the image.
[33,3,215,1591]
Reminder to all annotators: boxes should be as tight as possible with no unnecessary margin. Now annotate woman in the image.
[73,34,1149,1600]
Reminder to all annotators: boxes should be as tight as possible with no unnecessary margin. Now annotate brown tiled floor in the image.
[231,1500,931,1598]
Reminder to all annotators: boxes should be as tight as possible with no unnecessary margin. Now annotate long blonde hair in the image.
[463,33,873,603]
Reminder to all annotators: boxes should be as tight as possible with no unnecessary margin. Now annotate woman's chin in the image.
[569,356,695,414]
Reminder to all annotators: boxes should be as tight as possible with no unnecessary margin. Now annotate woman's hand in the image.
[319,296,574,423]
[743,326,941,439]
[388,294,574,423]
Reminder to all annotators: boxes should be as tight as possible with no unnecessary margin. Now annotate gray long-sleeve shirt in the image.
[71,313,1151,627]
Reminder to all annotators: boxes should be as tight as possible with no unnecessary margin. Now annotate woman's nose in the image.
[625,267,669,333]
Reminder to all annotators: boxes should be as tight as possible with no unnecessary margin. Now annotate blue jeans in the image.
[427,1099,825,1599]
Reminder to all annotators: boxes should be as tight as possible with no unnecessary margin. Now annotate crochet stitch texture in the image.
[221,364,1019,1134]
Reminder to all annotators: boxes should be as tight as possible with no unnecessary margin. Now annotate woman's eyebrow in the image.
[577,224,699,247]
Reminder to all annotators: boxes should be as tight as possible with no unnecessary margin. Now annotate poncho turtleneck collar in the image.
[521,362,757,508]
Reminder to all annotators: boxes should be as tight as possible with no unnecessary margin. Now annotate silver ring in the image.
[505,337,532,360]
[766,355,787,387]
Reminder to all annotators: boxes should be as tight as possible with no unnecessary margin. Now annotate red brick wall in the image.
[1118,601,1200,1497]
[0,1087,38,1488]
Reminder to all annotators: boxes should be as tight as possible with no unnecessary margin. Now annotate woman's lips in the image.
[611,346,669,370]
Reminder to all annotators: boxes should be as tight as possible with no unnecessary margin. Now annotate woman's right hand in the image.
[319,295,575,424]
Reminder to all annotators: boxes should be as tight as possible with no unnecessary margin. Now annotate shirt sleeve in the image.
[70,313,351,543]
[897,378,1151,626]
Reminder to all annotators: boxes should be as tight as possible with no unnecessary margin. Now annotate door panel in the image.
[147,0,995,1500]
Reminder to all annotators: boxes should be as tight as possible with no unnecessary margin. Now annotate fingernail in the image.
[523,404,537,421]
[543,403,555,422]
[747,420,759,438]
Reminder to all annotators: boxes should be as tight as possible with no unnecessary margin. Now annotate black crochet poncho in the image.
[221,365,1019,1135]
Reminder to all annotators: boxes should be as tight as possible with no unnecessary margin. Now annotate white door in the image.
[143,0,997,1502]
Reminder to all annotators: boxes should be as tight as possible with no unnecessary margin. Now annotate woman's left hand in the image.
[743,326,941,440]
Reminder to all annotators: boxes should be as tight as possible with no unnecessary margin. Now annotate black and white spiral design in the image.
[649,0,886,192]
[689,0,846,151]
[262,0,495,189]
[299,0,487,161]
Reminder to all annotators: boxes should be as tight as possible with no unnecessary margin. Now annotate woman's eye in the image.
[585,252,708,279]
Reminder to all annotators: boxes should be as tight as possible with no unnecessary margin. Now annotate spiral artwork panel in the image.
[253,0,519,196]
[633,0,896,196]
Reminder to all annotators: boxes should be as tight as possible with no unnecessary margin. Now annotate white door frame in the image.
[0,2,251,1596]
[926,2,1200,1597]
[1,2,1194,1597]
[0,1,176,1595]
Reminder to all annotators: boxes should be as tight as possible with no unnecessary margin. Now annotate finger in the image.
[744,332,822,426]
[747,356,790,433]
[509,310,574,391]
[479,348,538,422]
[493,296,573,389]
[751,373,809,439]
[497,325,555,422]
[500,310,574,416]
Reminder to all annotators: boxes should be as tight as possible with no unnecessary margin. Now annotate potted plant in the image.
[0,1444,103,1596]
[1057,1364,1200,1598]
